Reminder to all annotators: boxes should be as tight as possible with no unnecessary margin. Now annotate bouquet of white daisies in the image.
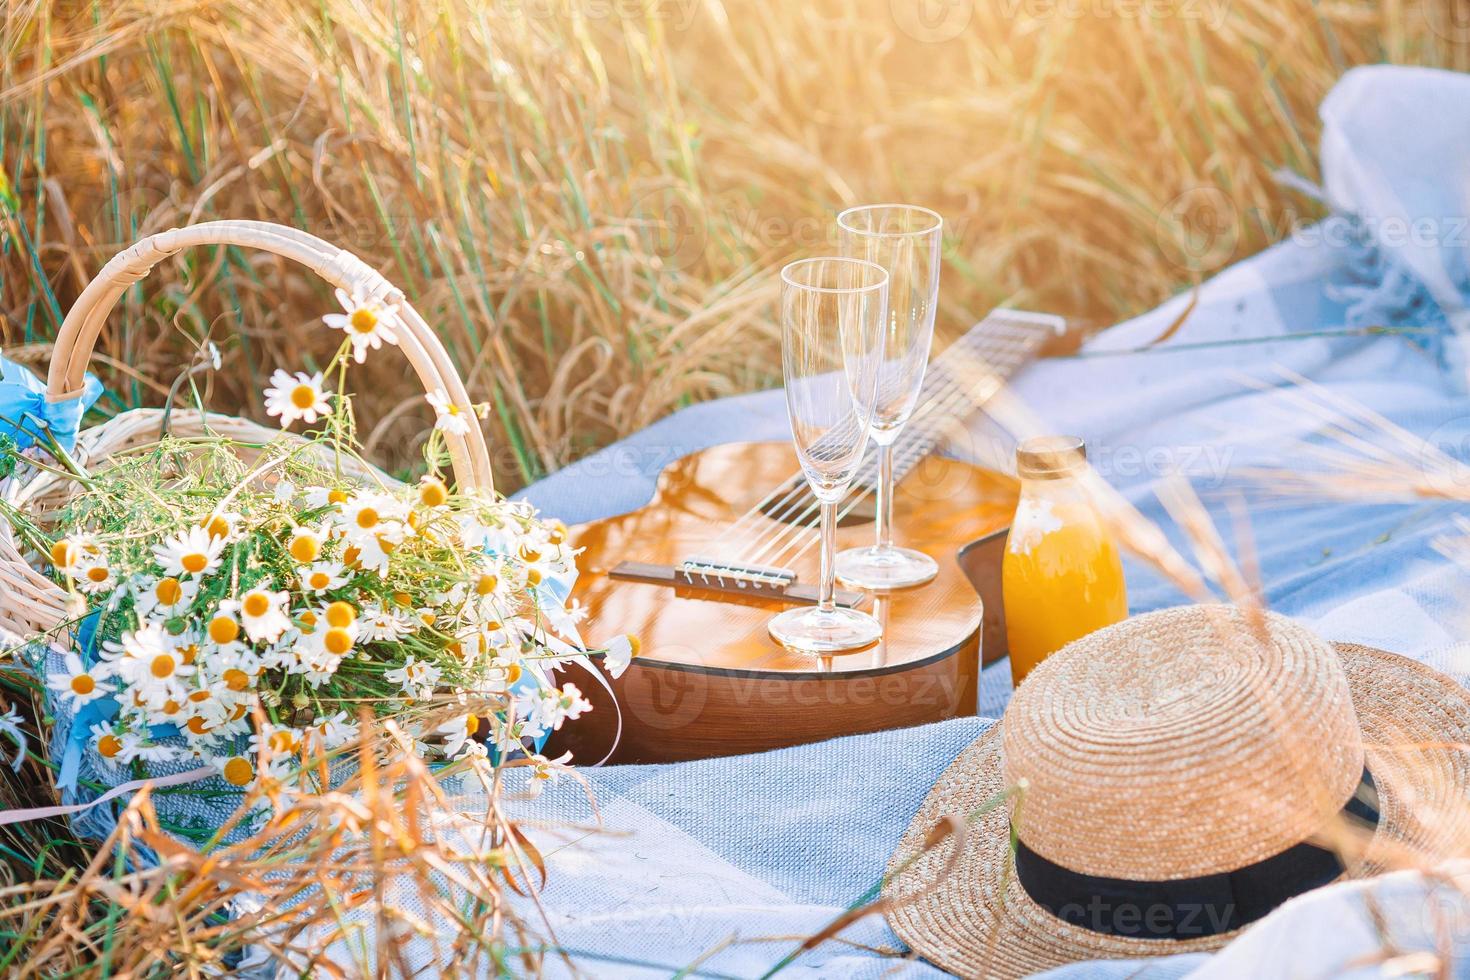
[2,287,631,844]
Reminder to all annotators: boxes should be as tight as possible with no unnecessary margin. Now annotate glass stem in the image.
[876,441,895,552]
[818,499,837,612]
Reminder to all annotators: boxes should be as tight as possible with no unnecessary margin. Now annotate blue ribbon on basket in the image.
[0,353,102,452]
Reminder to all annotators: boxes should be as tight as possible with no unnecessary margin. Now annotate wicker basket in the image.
[0,219,495,639]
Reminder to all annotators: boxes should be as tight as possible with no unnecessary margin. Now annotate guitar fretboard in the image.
[858,310,1062,489]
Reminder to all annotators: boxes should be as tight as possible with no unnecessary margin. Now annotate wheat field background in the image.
[2,0,1467,494]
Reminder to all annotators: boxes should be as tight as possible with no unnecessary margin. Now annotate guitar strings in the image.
[698,322,1037,556]
[751,352,1014,571]
[689,322,1045,574]
[734,344,1025,571]
[718,332,1037,570]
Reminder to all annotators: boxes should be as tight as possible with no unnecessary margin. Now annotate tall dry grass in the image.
[3,2,1470,972]
[2,0,1465,490]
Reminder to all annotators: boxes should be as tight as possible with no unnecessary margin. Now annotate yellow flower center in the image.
[309,572,331,589]
[156,578,183,605]
[242,593,271,618]
[342,546,361,567]
[505,664,522,684]
[350,307,378,333]
[222,757,254,786]
[86,566,110,583]
[98,734,123,758]
[208,617,239,644]
[465,714,480,736]
[355,508,379,529]
[289,533,321,563]
[223,668,250,692]
[161,699,181,716]
[475,574,498,596]
[419,478,448,508]
[201,514,231,539]
[290,384,318,410]
[187,717,211,735]
[50,541,76,568]
[150,655,177,679]
[527,569,542,586]
[189,689,210,703]
[628,635,642,658]
[70,674,96,696]
[179,644,199,665]
[181,552,208,574]
[328,489,349,504]
[268,731,294,753]
[376,534,397,554]
[324,627,354,656]
[325,601,356,628]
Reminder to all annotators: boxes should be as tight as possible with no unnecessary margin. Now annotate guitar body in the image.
[548,441,1019,764]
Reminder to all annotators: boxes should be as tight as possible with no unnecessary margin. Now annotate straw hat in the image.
[885,605,1470,978]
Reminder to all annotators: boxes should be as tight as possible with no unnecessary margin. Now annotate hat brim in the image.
[884,643,1470,979]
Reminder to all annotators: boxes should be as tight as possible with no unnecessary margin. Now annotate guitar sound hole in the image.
[758,478,876,528]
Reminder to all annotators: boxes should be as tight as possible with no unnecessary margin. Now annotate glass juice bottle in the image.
[1002,435,1128,687]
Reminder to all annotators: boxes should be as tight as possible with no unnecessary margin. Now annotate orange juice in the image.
[1002,436,1128,687]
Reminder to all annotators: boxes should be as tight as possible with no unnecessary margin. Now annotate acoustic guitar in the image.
[549,311,1082,764]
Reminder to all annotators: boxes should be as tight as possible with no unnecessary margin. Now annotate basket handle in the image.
[46,220,494,493]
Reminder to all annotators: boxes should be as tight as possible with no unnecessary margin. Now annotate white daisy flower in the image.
[133,575,200,621]
[358,603,416,642]
[154,525,226,578]
[304,485,351,511]
[426,389,473,436]
[227,587,292,644]
[197,510,242,543]
[74,557,117,595]
[345,531,400,576]
[436,712,485,760]
[336,492,408,546]
[248,723,302,758]
[46,652,114,708]
[89,722,127,765]
[311,711,359,750]
[272,480,298,505]
[299,560,350,593]
[529,683,592,735]
[384,656,442,698]
[285,526,325,565]
[322,287,402,363]
[263,369,331,427]
[112,637,194,692]
[602,634,639,680]
[48,535,102,578]
[124,737,182,765]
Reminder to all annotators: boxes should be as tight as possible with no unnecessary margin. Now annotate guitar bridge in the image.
[677,556,796,590]
[609,560,867,608]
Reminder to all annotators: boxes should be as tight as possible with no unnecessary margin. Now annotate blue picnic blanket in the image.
[505,65,1470,979]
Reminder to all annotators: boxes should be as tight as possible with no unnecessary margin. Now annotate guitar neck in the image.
[870,310,1064,487]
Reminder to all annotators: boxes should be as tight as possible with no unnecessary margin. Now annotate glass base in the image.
[768,605,883,654]
[835,545,939,590]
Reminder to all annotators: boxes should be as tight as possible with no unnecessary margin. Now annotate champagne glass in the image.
[833,204,943,590]
[769,257,889,654]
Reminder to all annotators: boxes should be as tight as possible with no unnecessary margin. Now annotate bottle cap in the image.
[1016,435,1086,480]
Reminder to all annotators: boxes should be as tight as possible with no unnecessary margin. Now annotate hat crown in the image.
[1003,606,1365,879]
